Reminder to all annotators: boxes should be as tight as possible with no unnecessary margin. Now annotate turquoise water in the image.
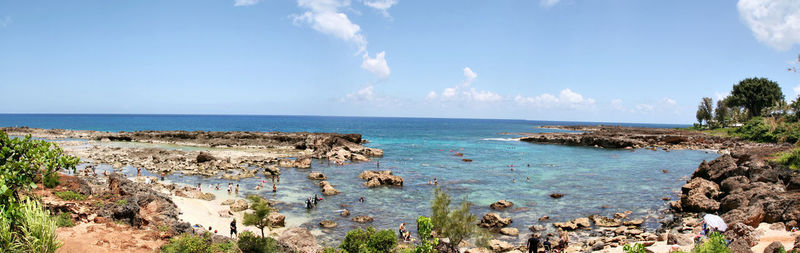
[0,114,717,244]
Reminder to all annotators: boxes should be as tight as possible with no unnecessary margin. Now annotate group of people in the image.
[527,231,569,253]
[305,194,323,209]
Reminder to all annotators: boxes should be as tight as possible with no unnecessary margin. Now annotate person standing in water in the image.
[235,184,239,195]
[527,234,540,253]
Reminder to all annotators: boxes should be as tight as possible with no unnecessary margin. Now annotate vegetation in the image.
[54,190,85,201]
[622,243,646,253]
[776,147,800,170]
[414,216,438,253]
[43,171,60,188]
[54,212,74,228]
[242,195,272,238]
[696,97,713,126]
[0,131,78,252]
[729,117,800,143]
[690,232,729,253]
[339,227,397,253]
[116,199,128,206]
[727,77,784,118]
[160,232,237,253]
[431,187,484,251]
[236,231,283,253]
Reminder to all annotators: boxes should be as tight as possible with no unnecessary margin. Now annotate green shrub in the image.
[340,227,397,253]
[0,199,63,253]
[160,232,236,253]
[415,216,438,253]
[54,212,74,228]
[623,243,646,253]
[690,232,729,253]
[116,199,128,206]
[54,191,85,201]
[431,187,479,249]
[776,147,800,170]
[730,117,800,143]
[236,231,283,253]
[43,172,60,189]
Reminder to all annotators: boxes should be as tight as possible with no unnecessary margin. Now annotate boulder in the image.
[308,172,326,180]
[538,216,550,221]
[490,200,514,210]
[613,212,627,219]
[465,248,493,253]
[230,199,249,212]
[478,213,512,229]
[498,227,519,236]
[267,213,285,228]
[573,217,591,228]
[528,225,545,232]
[553,221,578,230]
[623,219,644,226]
[489,240,514,252]
[720,193,750,212]
[720,176,751,194]
[724,223,758,247]
[352,216,374,223]
[549,193,564,199]
[590,215,621,227]
[667,233,692,246]
[692,154,740,183]
[218,210,232,218]
[680,177,721,212]
[264,166,281,175]
[319,181,339,195]
[196,152,216,163]
[319,220,337,228]
[340,209,350,217]
[277,227,322,253]
[763,242,785,253]
[728,239,754,253]
[358,170,404,187]
[221,199,235,205]
[722,205,765,227]
[294,157,312,168]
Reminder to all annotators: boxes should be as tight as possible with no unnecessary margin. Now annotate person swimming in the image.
[305,198,313,209]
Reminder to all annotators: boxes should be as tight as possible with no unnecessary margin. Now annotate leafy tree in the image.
[236,231,283,253]
[242,195,272,238]
[789,96,800,121]
[726,77,784,118]
[430,187,480,251]
[696,97,714,126]
[415,216,438,253]
[713,99,729,128]
[339,227,397,253]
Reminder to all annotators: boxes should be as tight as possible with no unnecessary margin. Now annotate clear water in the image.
[0,114,717,245]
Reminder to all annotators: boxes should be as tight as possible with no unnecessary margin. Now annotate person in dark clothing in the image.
[527,234,540,253]
[313,194,319,205]
[305,198,313,209]
[542,236,552,253]
[230,218,237,238]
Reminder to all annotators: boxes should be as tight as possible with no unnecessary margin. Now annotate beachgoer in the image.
[215,184,220,190]
[399,223,410,241]
[230,218,237,238]
[103,171,108,177]
[272,184,276,192]
[137,167,141,177]
[543,236,552,252]
[313,194,319,205]
[558,230,569,251]
[235,184,239,195]
[160,172,165,181]
[527,233,540,253]
[433,178,438,185]
[277,175,280,182]
[359,196,365,203]
[526,176,530,182]
[377,160,380,168]
[197,183,202,192]
[305,198,313,209]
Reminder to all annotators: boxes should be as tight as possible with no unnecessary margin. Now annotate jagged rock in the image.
[763,241,785,253]
[720,176,751,194]
[549,193,564,199]
[553,221,578,230]
[528,225,545,231]
[720,193,750,212]
[624,219,644,226]
[489,239,513,252]
[667,233,692,246]
[722,205,765,227]
[692,154,740,183]
[319,220,337,228]
[264,166,280,175]
[680,177,720,212]
[358,170,403,187]
[277,227,322,253]
[294,157,312,168]
[221,199,235,205]
[101,173,191,234]
[319,181,339,195]
[613,212,627,219]
[498,227,519,236]
[268,213,285,228]
[478,213,512,228]
[724,223,758,247]
[230,199,249,212]
[218,210,232,218]
[538,216,550,221]
[590,215,621,227]
[352,216,374,223]
[728,239,754,253]
[308,172,326,180]
[490,200,514,210]
[573,217,591,228]
[196,152,216,163]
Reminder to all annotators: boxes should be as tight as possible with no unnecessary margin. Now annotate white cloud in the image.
[737,0,800,51]
[514,89,595,109]
[292,0,391,78]
[614,97,677,114]
[363,0,398,18]
[346,83,376,102]
[463,67,477,83]
[425,91,438,101]
[715,91,730,101]
[361,51,391,79]
[662,97,677,106]
[234,0,260,6]
[540,0,561,7]
[427,67,502,103]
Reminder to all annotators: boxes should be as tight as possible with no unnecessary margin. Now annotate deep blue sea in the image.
[0,114,717,245]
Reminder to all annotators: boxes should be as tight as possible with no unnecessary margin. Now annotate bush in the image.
[431,187,479,250]
[54,191,85,201]
[776,147,800,170]
[690,232,729,253]
[160,232,236,253]
[415,216,438,253]
[0,199,62,253]
[340,227,397,253]
[623,243,646,253]
[116,199,128,206]
[237,231,283,253]
[730,117,800,143]
[43,172,60,189]
[54,212,74,228]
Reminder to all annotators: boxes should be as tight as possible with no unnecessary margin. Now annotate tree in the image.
[713,99,730,128]
[696,97,713,126]
[726,77,784,118]
[242,195,272,238]
[430,187,480,251]
[415,216,438,253]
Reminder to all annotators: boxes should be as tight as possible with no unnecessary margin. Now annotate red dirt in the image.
[56,222,169,253]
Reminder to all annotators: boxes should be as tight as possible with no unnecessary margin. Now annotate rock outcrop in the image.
[358,170,404,187]
[490,200,514,210]
[277,227,322,253]
[320,181,339,195]
[478,213,512,229]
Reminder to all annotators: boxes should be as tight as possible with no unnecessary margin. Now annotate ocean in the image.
[0,114,718,245]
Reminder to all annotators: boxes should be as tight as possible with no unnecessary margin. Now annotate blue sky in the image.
[1,0,799,124]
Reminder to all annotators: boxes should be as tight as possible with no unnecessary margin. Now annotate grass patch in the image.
[116,199,128,206]
[54,190,85,201]
[776,147,800,170]
[55,212,75,227]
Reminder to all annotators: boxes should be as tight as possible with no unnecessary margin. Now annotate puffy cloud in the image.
[514,89,595,109]
[737,0,800,50]
[361,51,391,79]
[427,67,501,102]
[234,0,260,6]
[612,97,677,114]
[363,0,398,18]
[346,83,376,102]
[540,0,561,7]
[715,91,730,101]
[292,0,391,78]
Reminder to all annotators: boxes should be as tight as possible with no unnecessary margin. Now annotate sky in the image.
[1,0,800,124]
